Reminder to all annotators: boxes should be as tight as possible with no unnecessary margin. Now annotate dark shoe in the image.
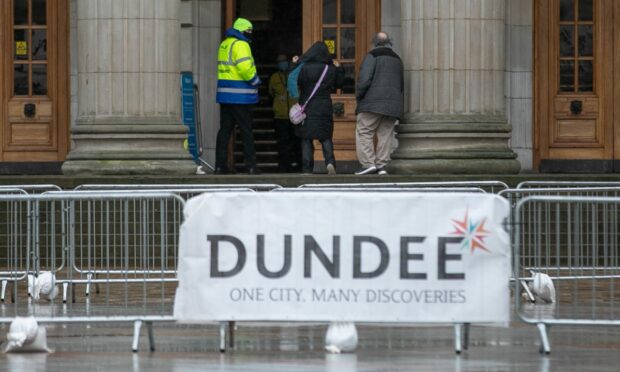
[355,166,377,175]
[248,167,262,175]
[214,168,228,175]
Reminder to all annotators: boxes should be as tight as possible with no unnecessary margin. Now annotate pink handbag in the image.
[289,65,329,125]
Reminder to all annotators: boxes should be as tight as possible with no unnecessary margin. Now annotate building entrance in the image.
[0,0,69,172]
[224,0,380,173]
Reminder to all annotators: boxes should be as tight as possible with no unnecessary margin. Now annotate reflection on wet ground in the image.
[0,321,619,371]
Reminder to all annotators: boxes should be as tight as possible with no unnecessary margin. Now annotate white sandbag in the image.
[5,317,51,353]
[32,272,58,301]
[325,322,358,353]
[528,272,556,304]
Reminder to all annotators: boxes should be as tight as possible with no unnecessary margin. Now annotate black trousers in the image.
[274,119,301,172]
[215,104,257,171]
[301,138,335,173]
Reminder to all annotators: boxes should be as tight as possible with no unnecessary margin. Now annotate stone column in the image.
[390,0,520,174]
[62,0,195,175]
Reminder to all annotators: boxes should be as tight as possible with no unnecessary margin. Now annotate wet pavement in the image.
[0,321,619,371]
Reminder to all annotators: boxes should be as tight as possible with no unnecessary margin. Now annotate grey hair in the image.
[372,32,392,47]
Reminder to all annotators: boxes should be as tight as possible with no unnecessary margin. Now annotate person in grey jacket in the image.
[355,32,404,175]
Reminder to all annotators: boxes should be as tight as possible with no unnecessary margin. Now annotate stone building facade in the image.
[2,1,610,174]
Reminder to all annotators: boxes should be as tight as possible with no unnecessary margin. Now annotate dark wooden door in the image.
[535,0,614,169]
[0,0,69,163]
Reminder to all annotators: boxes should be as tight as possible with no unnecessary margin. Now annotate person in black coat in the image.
[295,42,344,174]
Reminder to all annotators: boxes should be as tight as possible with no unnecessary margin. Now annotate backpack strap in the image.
[301,64,329,110]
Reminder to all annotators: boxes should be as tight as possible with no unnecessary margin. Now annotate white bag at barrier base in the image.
[528,272,556,304]
[325,322,358,353]
[32,272,59,301]
[5,317,52,353]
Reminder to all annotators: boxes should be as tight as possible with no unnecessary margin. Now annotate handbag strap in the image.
[301,64,329,110]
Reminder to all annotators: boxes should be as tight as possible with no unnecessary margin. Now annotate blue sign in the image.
[180,72,199,162]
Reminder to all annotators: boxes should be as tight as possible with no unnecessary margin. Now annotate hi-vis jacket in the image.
[216,28,261,104]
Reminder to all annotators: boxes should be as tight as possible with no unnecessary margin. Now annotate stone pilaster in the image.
[62,0,195,175]
[390,0,520,174]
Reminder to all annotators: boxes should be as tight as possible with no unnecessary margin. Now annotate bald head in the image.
[372,32,392,47]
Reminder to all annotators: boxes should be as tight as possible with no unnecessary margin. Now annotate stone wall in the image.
[382,0,533,172]
[505,0,533,171]
[381,0,402,56]
[63,0,194,175]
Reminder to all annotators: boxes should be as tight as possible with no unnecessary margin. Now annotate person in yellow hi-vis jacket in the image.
[215,18,261,175]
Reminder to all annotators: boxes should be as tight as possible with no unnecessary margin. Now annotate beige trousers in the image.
[356,112,397,168]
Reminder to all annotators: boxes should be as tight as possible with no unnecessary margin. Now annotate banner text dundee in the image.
[174,192,511,324]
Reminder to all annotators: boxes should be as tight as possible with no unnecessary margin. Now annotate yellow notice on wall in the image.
[15,41,27,56]
[324,39,335,55]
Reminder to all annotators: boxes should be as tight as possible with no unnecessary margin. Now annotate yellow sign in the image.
[15,41,27,56]
[324,39,335,55]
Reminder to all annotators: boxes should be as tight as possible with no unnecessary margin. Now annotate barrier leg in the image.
[147,321,155,352]
[219,322,227,353]
[27,276,32,297]
[85,273,93,296]
[1,280,7,302]
[463,323,470,351]
[454,323,462,354]
[132,320,142,353]
[71,282,76,303]
[62,282,69,303]
[228,321,235,349]
[537,323,551,355]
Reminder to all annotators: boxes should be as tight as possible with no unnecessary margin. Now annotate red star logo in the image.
[450,209,491,254]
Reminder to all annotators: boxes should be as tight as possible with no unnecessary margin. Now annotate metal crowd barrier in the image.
[75,183,282,192]
[275,187,486,193]
[44,185,255,301]
[0,189,30,302]
[517,181,620,189]
[500,188,620,317]
[0,192,185,352]
[0,184,62,193]
[500,187,620,237]
[514,196,620,354]
[299,181,509,193]
[0,186,62,301]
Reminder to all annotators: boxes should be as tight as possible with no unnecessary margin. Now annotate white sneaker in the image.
[195,166,206,175]
[326,164,337,175]
[377,167,388,175]
[355,166,377,175]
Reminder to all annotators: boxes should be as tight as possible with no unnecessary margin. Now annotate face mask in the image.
[243,31,253,42]
[277,62,289,71]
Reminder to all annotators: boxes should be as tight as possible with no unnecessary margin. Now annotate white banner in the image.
[174,192,511,324]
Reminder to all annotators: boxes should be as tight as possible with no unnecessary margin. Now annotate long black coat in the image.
[295,43,344,140]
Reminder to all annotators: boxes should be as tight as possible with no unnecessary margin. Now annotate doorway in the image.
[224,0,380,173]
[227,0,303,172]
[534,0,620,172]
[0,0,70,172]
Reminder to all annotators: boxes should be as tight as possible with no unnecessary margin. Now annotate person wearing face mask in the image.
[268,54,301,173]
[215,18,261,175]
